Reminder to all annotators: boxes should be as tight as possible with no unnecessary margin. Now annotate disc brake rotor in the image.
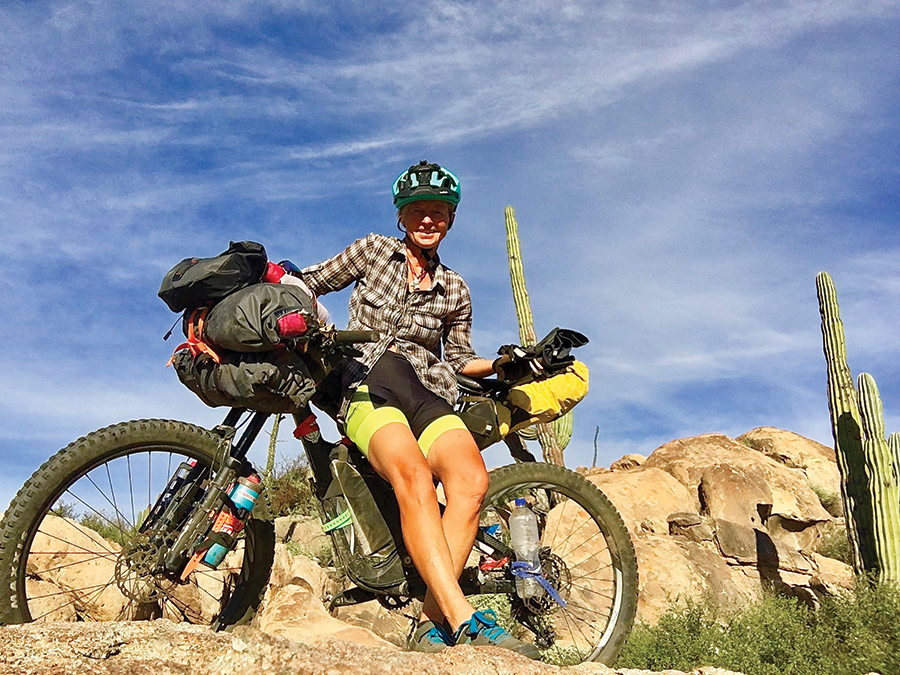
[114,538,175,603]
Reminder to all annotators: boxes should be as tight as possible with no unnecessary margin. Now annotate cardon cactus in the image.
[857,373,900,581]
[817,271,900,581]
[505,206,566,466]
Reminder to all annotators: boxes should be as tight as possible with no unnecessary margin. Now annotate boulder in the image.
[268,542,332,597]
[644,434,831,532]
[593,431,855,625]
[699,463,773,530]
[587,467,698,536]
[667,512,715,542]
[609,454,646,471]
[274,515,332,556]
[632,535,761,624]
[26,515,129,621]
[737,427,840,497]
[333,598,416,648]
[253,583,398,649]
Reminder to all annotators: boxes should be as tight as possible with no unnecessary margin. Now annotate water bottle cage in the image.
[510,561,567,608]
[192,530,237,555]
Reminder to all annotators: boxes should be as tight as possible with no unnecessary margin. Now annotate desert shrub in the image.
[268,455,319,518]
[285,538,335,568]
[50,501,148,546]
[616,600,724,671]
[616,582,900,675]
[78,511,134,546]
[817,521,853,565]
[810,483,843,517]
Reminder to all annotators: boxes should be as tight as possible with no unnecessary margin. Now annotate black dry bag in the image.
[158,241,268,313]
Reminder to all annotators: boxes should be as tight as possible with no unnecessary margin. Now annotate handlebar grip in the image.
[332,330,380,344]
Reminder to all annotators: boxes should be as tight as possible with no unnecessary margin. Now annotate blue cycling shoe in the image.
[453,609,541,659]
[408,620,453,653]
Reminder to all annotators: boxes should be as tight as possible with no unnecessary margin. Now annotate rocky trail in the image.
[2,426,849,674]
[0,620,744,675]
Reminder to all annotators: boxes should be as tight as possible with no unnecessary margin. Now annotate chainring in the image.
[376,593,413,611]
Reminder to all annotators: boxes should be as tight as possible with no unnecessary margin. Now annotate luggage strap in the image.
[167,307,221,365]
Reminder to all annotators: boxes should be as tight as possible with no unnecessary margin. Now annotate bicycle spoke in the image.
[75,478,134,540]
[33,523,119,559]
[127,454,136,529]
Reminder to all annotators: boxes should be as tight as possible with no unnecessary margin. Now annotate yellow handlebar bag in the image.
[504,360,589,434]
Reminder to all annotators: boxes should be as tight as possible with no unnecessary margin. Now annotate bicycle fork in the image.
[154,411,270,577]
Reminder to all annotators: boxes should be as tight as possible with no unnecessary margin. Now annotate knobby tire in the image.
[477,462,637,665]
[0,419,275,628]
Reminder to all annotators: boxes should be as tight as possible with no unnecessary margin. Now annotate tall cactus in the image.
[817,271,900,581]
[857,373,900,582]
[816,271,868,572]
[505,205,566,466]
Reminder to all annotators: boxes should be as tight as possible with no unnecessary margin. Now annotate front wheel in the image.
[468,462,638,665]
[0,419,275,627]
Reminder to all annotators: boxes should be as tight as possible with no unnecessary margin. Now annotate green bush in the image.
[817,521,853,565]
[50,500,136,546]
[268,455,320,518]
[616,582,900,675]
[810,483,843,518]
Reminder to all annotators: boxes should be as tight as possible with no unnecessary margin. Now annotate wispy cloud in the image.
[0,0,898,504]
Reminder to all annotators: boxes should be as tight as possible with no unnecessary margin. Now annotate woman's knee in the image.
[443,460,489,509]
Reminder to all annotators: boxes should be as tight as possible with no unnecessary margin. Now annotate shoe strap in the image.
[458,610,507,642]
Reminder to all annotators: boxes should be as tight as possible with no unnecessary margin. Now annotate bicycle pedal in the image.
[479,555,509,572]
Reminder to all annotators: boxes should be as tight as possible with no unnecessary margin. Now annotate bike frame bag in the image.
[323,447,409,592]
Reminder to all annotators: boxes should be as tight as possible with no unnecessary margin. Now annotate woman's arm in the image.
[442,280,499,378]
[300,234,375,296]
[459,358,496,378]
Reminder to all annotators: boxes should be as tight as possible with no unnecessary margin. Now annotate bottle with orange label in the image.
[201,474,262,568]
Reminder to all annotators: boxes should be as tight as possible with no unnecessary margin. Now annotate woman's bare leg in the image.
[365,423,476,629]
[419,428,489,628]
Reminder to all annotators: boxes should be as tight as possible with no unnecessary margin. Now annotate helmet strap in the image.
[403,234,437,260]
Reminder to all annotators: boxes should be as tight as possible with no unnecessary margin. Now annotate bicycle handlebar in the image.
[332,330,380,344]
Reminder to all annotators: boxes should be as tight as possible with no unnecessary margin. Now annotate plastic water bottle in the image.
[509,497,542,599]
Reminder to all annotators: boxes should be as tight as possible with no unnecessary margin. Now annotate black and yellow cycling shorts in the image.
[345,351,468,457]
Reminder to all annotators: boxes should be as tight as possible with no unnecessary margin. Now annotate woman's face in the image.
[401,200,453,251]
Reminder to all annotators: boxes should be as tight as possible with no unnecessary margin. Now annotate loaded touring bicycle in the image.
[0,244,638,665]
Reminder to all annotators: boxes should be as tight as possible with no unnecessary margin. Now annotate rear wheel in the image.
[0,419,275,627]
[467,462,637,665]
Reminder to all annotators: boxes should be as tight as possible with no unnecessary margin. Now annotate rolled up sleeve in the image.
[442,284,479,372]
[301,235,374,296]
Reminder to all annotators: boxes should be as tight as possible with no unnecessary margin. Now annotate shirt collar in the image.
[393,236,446,292]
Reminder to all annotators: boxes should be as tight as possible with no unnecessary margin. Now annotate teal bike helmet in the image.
[392,160,461,209]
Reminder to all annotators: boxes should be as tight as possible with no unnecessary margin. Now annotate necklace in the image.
[406,249,430,291]
[408,258,429,291]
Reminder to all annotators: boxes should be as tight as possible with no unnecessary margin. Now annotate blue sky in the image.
[1,0,899,509]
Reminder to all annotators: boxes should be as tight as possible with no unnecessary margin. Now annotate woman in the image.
[301,161,538,657]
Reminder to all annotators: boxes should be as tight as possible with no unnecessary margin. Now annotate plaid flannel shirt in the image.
[301,233,480,413]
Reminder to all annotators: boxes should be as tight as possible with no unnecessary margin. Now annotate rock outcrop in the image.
[582,428,851,623]
[0,619,747,675]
